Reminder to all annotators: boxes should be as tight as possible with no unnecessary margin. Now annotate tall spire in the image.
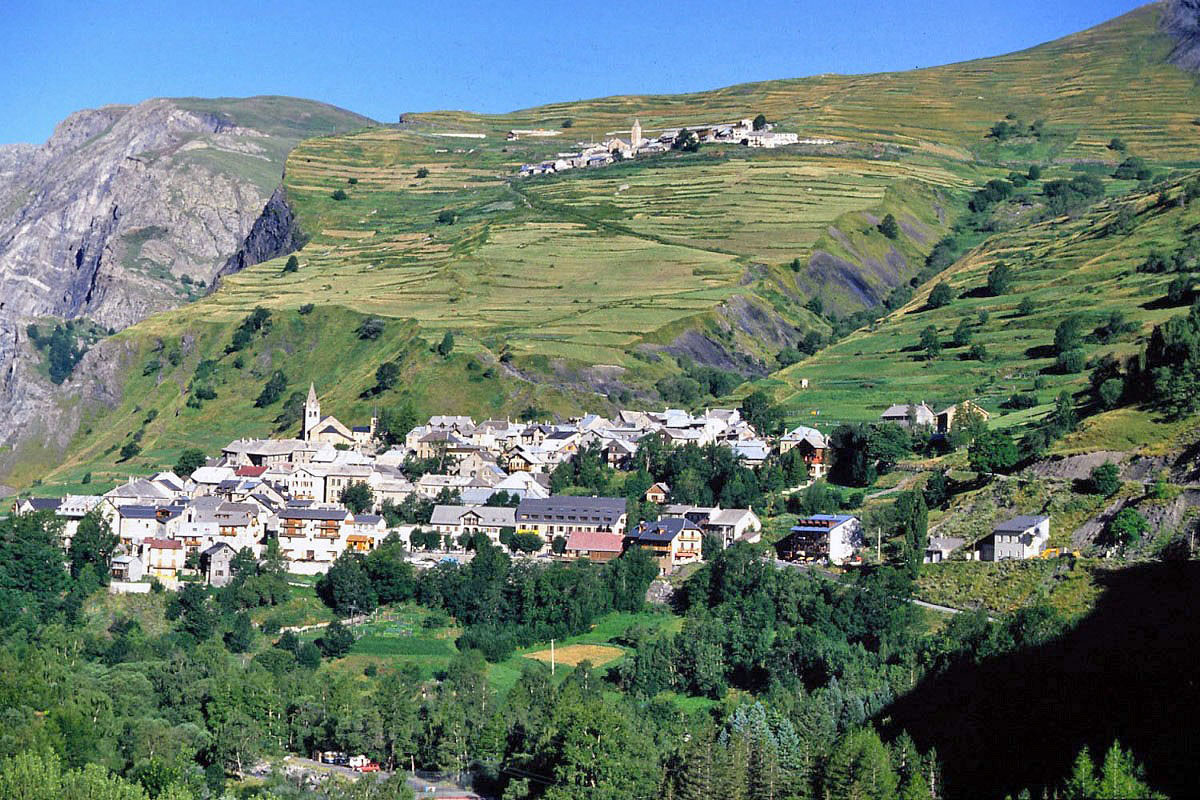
[304,383,321,440]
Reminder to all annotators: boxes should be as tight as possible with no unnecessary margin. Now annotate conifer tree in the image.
[675,724,717,800]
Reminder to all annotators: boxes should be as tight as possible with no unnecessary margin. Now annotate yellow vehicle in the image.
[1038,547,1081,559]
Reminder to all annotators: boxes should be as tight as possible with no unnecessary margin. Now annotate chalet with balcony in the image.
[624,518,704,574]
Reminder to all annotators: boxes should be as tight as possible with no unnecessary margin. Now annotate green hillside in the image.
[21,1,1200,490]
[771,174,1200,446]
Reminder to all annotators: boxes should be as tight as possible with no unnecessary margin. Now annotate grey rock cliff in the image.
[1164,0,1200,70]
[216,184,305,283]
[0,96,371,483]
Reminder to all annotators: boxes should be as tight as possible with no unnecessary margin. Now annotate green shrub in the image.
[877,213,900,239]
[1056,348,1087,374]
[928,282,954,308]
[1089,463,1121,496]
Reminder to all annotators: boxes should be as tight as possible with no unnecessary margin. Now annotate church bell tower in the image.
[304,382,320,440]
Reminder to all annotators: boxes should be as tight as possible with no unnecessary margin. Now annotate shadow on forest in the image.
[880,561,1200,799]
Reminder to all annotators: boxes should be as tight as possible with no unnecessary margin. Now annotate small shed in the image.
[924,537,965,563]
[200,542,237,587]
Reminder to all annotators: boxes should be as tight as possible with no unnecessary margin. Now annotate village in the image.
[515,116,829,177]
[13,384,1053,592]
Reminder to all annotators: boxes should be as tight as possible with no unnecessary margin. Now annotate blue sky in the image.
[1,0,1147,144]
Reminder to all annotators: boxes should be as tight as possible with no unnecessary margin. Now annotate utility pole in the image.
[876,527,882,563]
[550,638,555,675]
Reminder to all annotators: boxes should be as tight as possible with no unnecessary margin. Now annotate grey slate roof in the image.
[627,517,700,544]
[516,496,626,526]
[279,508,348,521]
[430,505,516,527]
[993,515,1049,532]
[118,505,160,519]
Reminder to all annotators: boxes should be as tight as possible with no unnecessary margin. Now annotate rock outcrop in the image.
[1164,0,1200,71]
[215,185,305,284]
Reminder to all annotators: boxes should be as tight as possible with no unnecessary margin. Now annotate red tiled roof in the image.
[565,531,624,553]
[235,465,268,477]
[145,538,183,549]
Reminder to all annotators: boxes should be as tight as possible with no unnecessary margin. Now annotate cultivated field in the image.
[525,643,626,668]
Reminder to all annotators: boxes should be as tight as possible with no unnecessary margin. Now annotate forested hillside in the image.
[0,509,1179,799]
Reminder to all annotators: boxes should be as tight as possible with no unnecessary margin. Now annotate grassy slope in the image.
[770,175,1200,449]
[26,305,588,491]
[22,3,1200,490]
[170,95,376,193]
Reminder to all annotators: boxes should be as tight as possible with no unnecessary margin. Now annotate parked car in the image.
[356,761,380,773]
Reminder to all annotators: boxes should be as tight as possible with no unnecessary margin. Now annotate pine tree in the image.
[1063,746,1096,799]
[744,705,781,800]
[1096,741,1160,799]
[675,725,717,800]
[825,728,898,800]
[772,718,811,800]
[900,768,933,800]
[716,729,751,800]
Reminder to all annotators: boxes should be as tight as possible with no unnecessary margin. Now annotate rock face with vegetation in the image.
[0,97,371,487]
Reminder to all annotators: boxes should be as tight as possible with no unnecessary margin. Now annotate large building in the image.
[979,515,1050,561]
[430,505,517,546]
[515,496,628,539]
[277,506,351,574]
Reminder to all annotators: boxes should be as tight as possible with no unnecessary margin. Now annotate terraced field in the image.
[216,218,745,364]
[525,155,969,262]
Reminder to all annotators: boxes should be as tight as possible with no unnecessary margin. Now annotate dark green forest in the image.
[0,508,1179,799]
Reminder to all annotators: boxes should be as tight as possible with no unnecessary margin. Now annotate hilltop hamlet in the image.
[518,116,821,176]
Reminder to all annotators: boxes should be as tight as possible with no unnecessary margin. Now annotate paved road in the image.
[909,597,995,620]
[774,559,996,620]
[283,756,481,798]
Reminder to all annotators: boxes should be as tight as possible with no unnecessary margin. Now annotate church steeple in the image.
[631,118,642,149]
[304,382,320,440]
